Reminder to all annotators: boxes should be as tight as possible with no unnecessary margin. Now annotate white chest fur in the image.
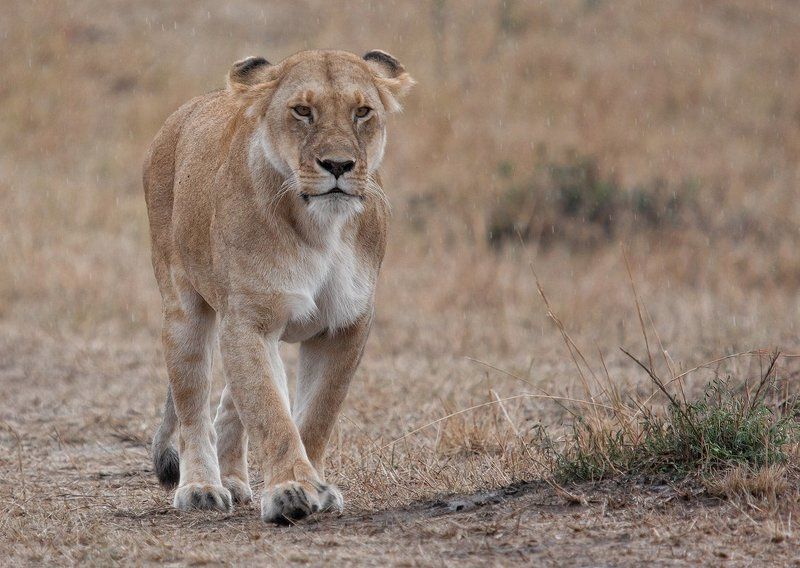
[281,233,373,343]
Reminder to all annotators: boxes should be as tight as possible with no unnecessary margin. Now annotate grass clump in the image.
[552,354,799,482]
[525,256,800,486]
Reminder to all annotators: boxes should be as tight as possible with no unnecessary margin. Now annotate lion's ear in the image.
[228,56,272,86]
[363,50,415,112]
[226,56,279,108]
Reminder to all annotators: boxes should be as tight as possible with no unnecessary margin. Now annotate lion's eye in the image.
[354,106,372,119]
[292,105,312,119]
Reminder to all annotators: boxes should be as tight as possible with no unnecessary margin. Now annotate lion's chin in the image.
[304,193,364,225]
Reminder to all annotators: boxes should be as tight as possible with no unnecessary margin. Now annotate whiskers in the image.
[363,176,392,213]
[265,172,390,221]
[266,175,299,217]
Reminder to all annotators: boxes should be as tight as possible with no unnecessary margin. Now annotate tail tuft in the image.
[154,446,180,488]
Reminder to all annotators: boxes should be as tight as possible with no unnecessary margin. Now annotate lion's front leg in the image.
[219,313,335,524]
[294,311,373,476]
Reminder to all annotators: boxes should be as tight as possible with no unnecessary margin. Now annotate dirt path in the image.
[1,328,798,566]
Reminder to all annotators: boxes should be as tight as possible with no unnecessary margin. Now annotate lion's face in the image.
[232,50,414,222]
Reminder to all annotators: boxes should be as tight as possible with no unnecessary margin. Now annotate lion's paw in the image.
[173,483,232,512]
[222,475,253,504]
[317,482,344,514]
[260,480,343,524]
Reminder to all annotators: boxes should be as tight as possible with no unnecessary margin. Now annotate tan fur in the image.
[143,49,413,522]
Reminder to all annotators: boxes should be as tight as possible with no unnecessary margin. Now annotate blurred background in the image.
[2,0,800,561]
[3,0,800,438]
[2,0,799,346]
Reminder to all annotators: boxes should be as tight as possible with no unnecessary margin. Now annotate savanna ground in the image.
[2,0,800,565]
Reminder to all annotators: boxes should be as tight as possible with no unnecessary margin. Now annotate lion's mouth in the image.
[302,187,356,200]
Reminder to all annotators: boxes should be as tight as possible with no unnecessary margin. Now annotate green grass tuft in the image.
[550,358,799,483]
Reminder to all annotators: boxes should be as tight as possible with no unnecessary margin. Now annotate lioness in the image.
[143,49,413,523]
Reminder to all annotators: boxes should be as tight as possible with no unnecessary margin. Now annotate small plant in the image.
[553,358,799,482]
[548,156,618,230]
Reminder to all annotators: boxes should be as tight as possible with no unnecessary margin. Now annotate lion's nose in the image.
[317,158,355,178]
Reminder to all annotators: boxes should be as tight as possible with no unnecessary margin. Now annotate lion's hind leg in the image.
[152,386,179,487]
[214,385,253,503]
[162,279,231,512]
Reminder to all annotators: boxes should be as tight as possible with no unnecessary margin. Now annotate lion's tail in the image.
[152,386,180,488]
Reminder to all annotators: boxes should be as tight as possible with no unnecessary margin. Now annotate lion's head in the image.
[228,49,414,222]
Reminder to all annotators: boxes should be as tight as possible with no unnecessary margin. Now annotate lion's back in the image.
[142,90,231,286]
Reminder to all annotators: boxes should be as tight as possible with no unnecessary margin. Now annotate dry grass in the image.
[2,0,800,565]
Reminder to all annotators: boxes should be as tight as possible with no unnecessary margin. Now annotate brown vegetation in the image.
[2,0,800,564]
